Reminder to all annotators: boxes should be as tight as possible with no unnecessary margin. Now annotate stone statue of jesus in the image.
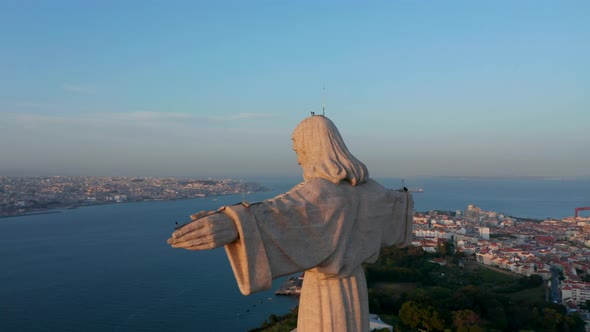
[168,115,413,332]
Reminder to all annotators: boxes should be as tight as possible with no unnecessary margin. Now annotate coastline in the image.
[0,210,63,219]
[0,176,271,219]
[0,192,269,219]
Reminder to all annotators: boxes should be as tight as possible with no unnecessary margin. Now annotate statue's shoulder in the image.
[279,179,332,197]
[361,179,408,200]
[359,178,387,192]
[303,177,339,192]
[295,178,355,199]
[300,177,336,188]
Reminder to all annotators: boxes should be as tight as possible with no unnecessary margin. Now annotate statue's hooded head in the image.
[292,115,368,186]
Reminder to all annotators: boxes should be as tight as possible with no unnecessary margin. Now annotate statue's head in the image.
[292,115,368,186]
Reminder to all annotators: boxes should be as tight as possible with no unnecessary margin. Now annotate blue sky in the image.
[1,1,589,179]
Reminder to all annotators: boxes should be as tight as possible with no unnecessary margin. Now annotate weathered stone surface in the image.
[169,115,413,332]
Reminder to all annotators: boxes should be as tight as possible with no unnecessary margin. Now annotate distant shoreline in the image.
[0,210,63,219]
[1,176,272,219]
[0,192,266,219]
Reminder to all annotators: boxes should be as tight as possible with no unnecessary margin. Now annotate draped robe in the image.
[218,177,413,332]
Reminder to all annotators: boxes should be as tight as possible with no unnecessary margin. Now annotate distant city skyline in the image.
[1,1,589,178]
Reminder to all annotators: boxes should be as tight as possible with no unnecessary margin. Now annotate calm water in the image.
[391,177,590,219]
[1,177,589,331]
[0,191,297,332]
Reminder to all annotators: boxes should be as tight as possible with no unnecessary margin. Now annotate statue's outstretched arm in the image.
[167,213,238,250]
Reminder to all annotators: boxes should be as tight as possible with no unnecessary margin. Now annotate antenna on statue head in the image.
[240,179,251,207]
[322,85,326,116]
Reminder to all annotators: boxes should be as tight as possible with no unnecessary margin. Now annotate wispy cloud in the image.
[205,113,277,121]
[11,111,192,129]
[13,101,61,110]
[7,111,278,132]
[62,83,96,94]
[111,111,194,122]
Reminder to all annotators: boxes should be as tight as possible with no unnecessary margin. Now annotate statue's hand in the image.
[167,213,238,250]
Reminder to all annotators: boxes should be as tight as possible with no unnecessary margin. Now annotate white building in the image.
[369,314,393,332]
[479,227,490,240]
[562,282,590,305]
[476,252,494,265]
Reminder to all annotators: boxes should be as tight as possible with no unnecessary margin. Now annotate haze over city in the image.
[1,1,588,179]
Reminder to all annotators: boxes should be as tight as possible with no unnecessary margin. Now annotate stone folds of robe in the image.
[222,177,413,331]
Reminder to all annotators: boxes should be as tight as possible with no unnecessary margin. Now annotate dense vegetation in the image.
[366,245,583,331]
[253,244,585,331]
[249,307,299,332]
